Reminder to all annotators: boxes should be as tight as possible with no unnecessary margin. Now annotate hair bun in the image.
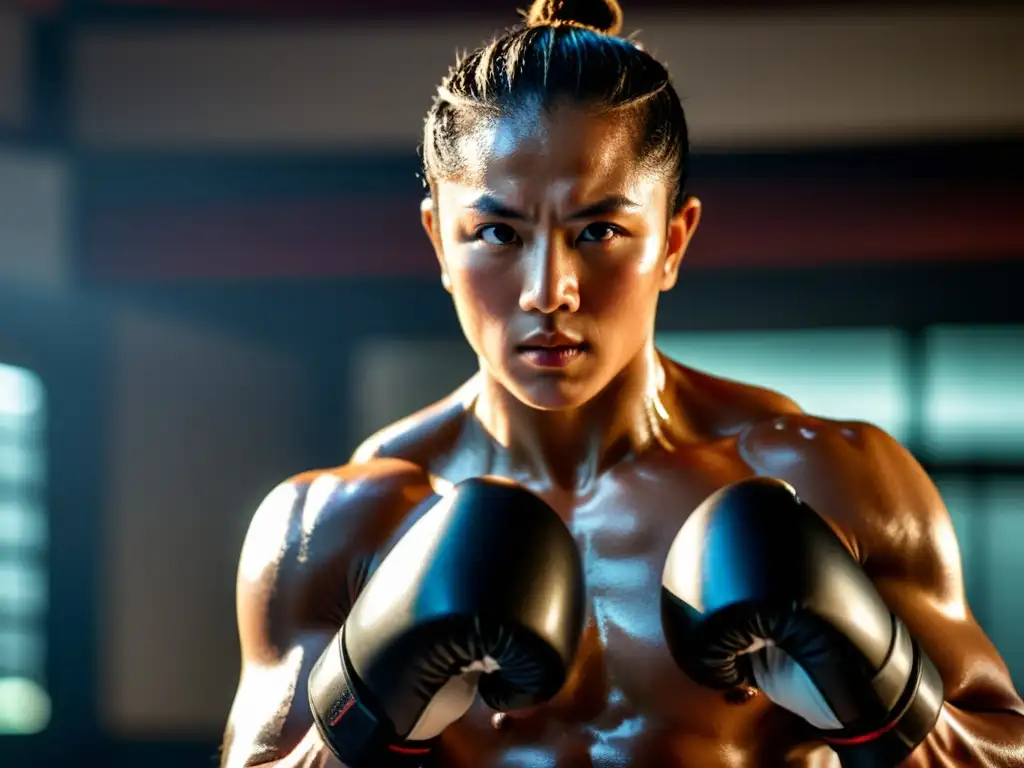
[526,0,624,36]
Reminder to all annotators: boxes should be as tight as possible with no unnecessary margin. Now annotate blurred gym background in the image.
[0,0,1022,765]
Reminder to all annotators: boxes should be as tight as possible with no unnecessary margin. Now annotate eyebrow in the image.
[466,193,641,222]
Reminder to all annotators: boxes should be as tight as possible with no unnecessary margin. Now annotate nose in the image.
[518,236,580,315]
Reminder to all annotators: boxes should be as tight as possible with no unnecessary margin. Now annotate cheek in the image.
[439,224,513,330]
[447,257,519,340]
[635,233,666,276]
[584,239,664,317]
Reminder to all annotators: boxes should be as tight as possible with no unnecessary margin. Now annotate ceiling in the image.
[15,0,992,20]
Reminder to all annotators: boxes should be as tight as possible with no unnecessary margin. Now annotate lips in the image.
[516,333,588,368]
[517,331,584,350]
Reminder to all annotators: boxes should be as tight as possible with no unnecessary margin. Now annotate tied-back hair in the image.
[421,0,690,214]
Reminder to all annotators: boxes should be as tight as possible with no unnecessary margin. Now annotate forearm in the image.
[901,704,1024,768]
[260,727,348,768]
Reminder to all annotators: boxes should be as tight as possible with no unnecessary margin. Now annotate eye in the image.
[578,223,623,244]
[477,224,520,247]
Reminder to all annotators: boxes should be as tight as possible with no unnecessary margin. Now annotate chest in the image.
[456,443,766,734]
[561,442,750,610]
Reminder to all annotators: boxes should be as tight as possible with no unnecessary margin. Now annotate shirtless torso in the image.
[223,355,1022,768]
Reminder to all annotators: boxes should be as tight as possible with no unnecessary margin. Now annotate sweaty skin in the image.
[222,364,1024,768]
[221,103,1024,767]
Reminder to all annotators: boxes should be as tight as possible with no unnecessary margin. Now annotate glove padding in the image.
[309,476,586,768]
[660,476,944,768]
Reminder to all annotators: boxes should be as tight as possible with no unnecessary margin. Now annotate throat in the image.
[466,403,618,492]
[468,352,674,492]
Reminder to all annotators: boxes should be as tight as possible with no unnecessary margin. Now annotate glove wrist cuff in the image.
[824,638,944,768]
[309,629,438,768]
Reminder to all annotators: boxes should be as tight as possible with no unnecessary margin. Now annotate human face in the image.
[422,105,700,411]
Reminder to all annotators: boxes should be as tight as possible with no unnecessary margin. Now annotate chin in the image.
[507,377,599,412]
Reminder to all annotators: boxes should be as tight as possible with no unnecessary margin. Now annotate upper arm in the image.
[221,460,435,768]
[855,428,1024,716]
[740,415,1024,717]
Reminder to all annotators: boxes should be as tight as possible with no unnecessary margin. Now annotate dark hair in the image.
[421,0,690,214]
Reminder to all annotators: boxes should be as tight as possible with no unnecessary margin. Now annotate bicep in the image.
[865,446,1024,715]
[223,480,339,767]
[222,461,431,767]
[873,575,1024,716]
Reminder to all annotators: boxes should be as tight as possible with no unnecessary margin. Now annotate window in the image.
[922,326,1024,462]
[0,363,50,735]
[935,475,1024,691]
[656,328,912,443]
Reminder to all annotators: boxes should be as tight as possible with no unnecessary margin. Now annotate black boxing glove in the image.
[660,477,944,768]
[308,476,586,768]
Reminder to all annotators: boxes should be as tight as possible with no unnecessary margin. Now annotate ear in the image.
[421,196,452,293]
[660,196,702,292]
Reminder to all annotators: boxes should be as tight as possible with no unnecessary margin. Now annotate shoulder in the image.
[737,413,928,507]
[240,459,434,565]
[350,377,476,468]
[663,355,803,437]
[236,458,435,661]
[738,414,951,583]
[239,458,434,584]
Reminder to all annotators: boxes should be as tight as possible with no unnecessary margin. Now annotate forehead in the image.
[448,104,657,208]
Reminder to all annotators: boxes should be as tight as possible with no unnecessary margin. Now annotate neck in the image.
[471,342,674,492]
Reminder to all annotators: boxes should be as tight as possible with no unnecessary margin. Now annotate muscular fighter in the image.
[221,0,1024,765]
